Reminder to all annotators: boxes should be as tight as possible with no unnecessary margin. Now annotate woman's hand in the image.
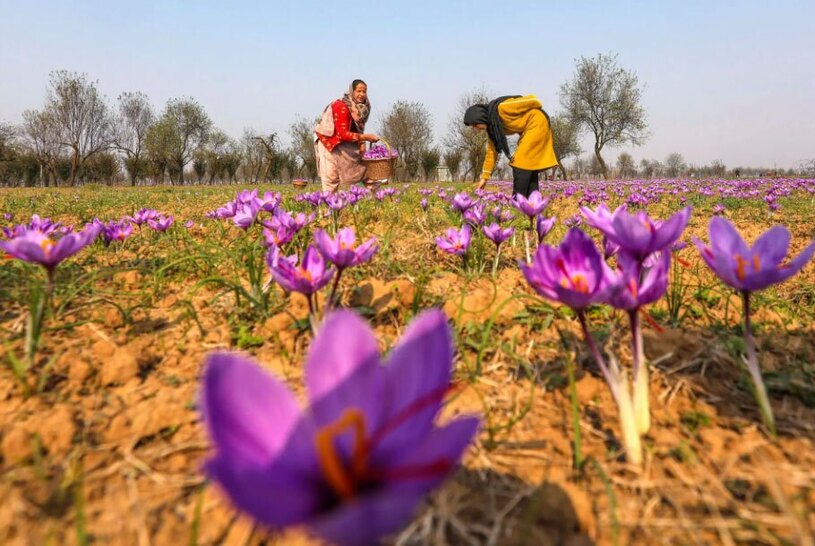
[361,134,380,143]
[475,179,488,190]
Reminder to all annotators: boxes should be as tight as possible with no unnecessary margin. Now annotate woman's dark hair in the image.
[351,79,367,90]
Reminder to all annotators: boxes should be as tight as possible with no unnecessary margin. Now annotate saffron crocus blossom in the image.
[451,192,476,212]
[259,191,281,212]
[520,228,611,311]
[131,208,159,227]
[102,220,134,246]
[693,217,815,293]
[482,223,514,247]
[184,220,195,229]
[712,203,726,215]
[201,310,479,546]
[0,226,98,276]
[148,215,174,232]
[580,203,625,234]
[420,198,428,211]
[435,225,472,257]
[693,216,815,435]
[594,207,691,261]
[535,215,556,244]
[463,204,487,227]
[263,225,295,248]
[521,228,642,465]
[513,191,548,228]
[314,225,379,308]
[314,228,378,270]
[233,203,259,230]
[269,245,335,297]
[483,223,514,276]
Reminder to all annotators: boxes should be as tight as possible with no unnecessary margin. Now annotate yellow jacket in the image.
[481,95,558,179]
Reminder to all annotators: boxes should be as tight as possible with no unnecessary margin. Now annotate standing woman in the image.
[463,95,558,197]
[314,79,380,192]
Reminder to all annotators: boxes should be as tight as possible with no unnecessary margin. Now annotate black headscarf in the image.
[463,95,521,158]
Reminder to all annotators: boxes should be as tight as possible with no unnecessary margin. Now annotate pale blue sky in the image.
[1,0,813,168]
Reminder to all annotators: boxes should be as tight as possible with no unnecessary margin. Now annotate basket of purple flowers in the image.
[362,139,398,180]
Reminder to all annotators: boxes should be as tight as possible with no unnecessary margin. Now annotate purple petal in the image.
[305,311,384,432]
[202,352,301,465]
[372,310,453,461]
[751,226,791,269]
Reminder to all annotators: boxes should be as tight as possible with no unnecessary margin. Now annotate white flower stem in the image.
[629,310,651,436]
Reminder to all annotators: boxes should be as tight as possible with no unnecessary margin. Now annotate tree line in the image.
[1,56,811,187]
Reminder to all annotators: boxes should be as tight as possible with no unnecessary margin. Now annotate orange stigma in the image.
[314,408,369,500]
[735,254,748,281]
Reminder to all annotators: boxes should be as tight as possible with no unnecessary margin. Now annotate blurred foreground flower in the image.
[201,310,479,546]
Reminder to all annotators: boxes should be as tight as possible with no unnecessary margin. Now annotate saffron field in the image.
[1,179,815,545]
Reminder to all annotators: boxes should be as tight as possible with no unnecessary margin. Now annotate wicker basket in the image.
[362,139,396,180]
[292,179,308,188]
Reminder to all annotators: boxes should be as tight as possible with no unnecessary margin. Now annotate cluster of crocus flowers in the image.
[520,204,693,466]
[693,217,815,434]
[201,310,479,546]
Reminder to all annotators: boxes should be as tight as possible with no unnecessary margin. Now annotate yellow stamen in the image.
[314,408,369,500]
[40,239,55,257]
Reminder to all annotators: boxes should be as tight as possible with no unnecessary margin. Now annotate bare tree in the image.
[289,115,319,179]
[20,110,62,186]
[560,53,648,179]
[113,91,155,186]
[664,152,687,178]
[380,100,433,180]
[145,98,211,185]
[240,129,266,183]
[443,149,463,182]
[550,114,581,179]
[444,88,490,181]
[616,152,636,178]
[45,71,113,186]
[639,158,662,179]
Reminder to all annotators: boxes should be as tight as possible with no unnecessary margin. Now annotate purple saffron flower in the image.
[420,198,428,211]
[692,216,815,292]
[263,225,295,248]
[580,204,624,233]
[607,251,671,310]
[314,228,378,270]
[602,236,621,260]
[435,225,472,256]
[148,215,174,232]
[102,220,134,246]
[201,310,479,546]
[535,215,556,244]
[463,204,487,227]
[184,220,195,229]
[0,227,98,273]
[482,223,514,247]
[260,191,282,212]
[520,228,612,310]
[713,203,726,215]
[451,192,476,212]
[512,191,548,219]
[3,213,12,221]
[269,245,335,295]
[132,208,159,226]
[593,207,691,261]
[233,203,259,230]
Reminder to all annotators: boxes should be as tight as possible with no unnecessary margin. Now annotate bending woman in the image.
[463,95,558,197]
[314,80,380,192]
